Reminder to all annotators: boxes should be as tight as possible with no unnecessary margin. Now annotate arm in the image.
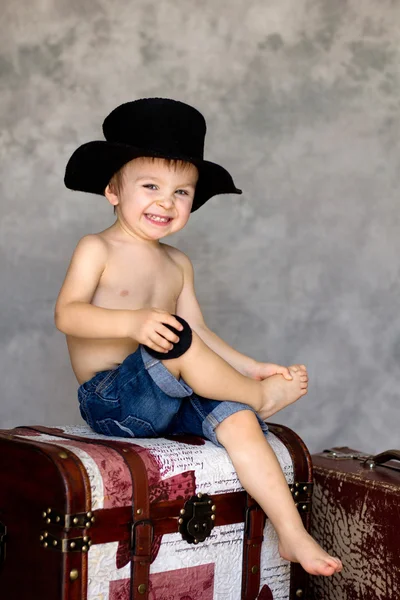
[173,249,294,380]
[173,249,258,376]
[55,235,185,350]
[54,235,134,339]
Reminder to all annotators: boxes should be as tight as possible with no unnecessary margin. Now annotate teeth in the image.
[146,214,170,223]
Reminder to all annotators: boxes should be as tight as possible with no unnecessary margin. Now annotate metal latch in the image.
[40,530,91,553]
[289,482,313,513]
[178,492,216,544]
[0,521,6,566]
[322,449,369,461]
[42,508,95,529]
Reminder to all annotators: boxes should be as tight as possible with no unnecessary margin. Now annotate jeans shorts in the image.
[77,346,269,447]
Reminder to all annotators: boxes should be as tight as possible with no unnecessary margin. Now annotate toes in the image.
[326,557,342,573]
[322,564,337,576]
[333,558,343,571]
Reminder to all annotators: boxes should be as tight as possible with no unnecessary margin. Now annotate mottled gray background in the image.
[1,0,399,453]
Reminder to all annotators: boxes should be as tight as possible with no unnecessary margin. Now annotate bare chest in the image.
[92,246,183,311]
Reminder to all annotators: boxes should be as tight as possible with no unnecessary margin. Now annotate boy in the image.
[55,98,342,576]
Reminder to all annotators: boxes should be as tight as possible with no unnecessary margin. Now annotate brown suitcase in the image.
[0,423,312,600]
[310,446,400,600]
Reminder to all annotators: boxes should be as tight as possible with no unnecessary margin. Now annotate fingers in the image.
[289,365,308,381]
[289,364,307,373]
[156,311,184,332]
[150,317,185,352]
[149,332,175,353]
[279,367,293,381]
[158,323,181,344]
[144,311,184,353]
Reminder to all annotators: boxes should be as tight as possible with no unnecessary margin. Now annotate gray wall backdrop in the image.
[1,0,399,453]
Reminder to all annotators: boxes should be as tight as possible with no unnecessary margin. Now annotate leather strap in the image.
[241,495,267,600]
[20,426,152,600]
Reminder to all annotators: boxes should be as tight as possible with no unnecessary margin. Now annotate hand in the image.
[249,361,295,381]
[130,308,184,354]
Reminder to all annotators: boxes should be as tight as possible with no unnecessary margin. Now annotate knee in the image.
[216,409,258,446]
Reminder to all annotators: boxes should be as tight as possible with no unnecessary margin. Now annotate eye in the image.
[176,189,189,196]
[143,184,158,190]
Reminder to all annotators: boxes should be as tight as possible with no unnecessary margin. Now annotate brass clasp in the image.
[178,492,215,544]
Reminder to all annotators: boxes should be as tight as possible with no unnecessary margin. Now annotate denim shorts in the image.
[77,346,268,447]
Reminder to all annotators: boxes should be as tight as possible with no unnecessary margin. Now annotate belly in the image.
[67,336,139,384]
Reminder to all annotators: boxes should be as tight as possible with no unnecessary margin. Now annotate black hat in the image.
[64,98,242,212]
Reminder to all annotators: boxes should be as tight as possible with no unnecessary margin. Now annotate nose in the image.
[156,192,175,209]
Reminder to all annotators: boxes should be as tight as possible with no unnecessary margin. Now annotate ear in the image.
[105,184,119,207]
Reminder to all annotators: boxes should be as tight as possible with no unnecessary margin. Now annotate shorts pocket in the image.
[94,368,120,402]
[96,415,157,438]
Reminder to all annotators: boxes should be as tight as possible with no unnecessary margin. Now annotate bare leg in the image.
[216,410,343,576]
[161,331,307,418]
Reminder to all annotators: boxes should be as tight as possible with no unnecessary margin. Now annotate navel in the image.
[120,289,129,297]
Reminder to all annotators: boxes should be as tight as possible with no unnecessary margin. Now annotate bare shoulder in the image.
[70,233,109,270]
[162,243,193,274]
[74,233,108,256]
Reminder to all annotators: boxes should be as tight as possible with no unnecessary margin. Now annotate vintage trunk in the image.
[310,447,400,600]
[0,424,312,600]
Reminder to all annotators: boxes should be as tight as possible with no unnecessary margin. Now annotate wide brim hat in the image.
[64,98,242,212]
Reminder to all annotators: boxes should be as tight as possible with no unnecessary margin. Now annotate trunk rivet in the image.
[69,569,79,581]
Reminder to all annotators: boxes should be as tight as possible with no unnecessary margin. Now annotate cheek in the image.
[178,198,194,218]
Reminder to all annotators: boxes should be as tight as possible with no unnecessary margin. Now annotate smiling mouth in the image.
[144,213,173,224]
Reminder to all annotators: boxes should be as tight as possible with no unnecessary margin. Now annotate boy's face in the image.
[106,157,198,241]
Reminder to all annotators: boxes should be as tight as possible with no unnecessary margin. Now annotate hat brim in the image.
[64,141,242,212]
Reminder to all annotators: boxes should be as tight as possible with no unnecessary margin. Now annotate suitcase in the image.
[0,423,313,600]
[310,446,400,600]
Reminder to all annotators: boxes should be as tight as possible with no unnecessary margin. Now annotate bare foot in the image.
[258,366,308,420]
[279,528,343,576]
